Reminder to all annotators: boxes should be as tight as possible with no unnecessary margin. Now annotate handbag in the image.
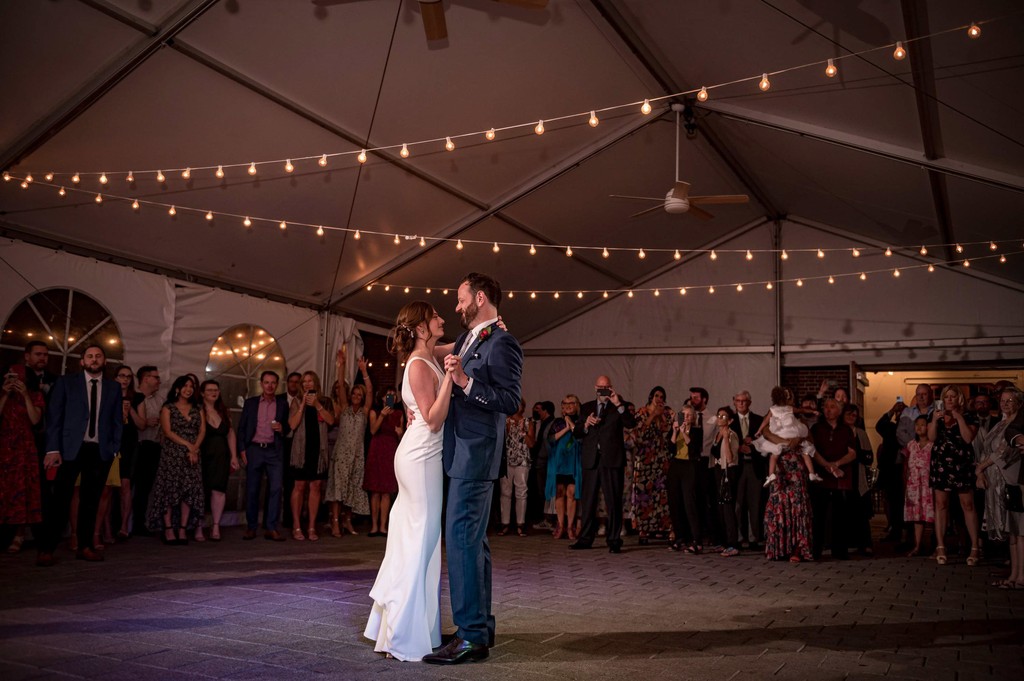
[1004,485,1024,514]
[718,468,734,504]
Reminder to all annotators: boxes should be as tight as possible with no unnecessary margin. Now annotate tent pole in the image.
[773,220,782,385]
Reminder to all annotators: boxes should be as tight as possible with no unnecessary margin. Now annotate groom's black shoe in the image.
[569,541,593,550]
[422,636,488,664]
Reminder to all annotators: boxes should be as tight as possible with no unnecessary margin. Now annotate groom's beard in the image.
[460,301,479,329]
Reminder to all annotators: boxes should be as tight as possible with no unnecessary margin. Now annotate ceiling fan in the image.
[610,105,749,221]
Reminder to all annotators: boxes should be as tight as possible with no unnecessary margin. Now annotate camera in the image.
[596,388,612,397]
[385,394,395,408]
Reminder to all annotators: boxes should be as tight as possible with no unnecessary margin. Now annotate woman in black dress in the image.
[928,384,980,565]
[200,380,238,541]
[288,370,335,541]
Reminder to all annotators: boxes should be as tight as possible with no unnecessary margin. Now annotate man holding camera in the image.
[570,376,635,553]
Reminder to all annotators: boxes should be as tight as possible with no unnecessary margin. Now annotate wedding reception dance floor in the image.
[2,529,1021,681]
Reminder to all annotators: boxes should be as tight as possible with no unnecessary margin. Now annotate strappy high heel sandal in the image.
[935,546,947,565]
[966,548,980,566]
[307,527,319,541]
[292,528,305,541]
[330,516,342,538]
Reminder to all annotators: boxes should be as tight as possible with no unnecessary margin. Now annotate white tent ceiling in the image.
[2,0,1023,345]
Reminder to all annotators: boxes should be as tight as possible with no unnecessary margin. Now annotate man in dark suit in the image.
[730,390,765,549]
[236,371,290,541]
[570,375,636,554]
[20,340,58,399]
[423,273,522,666]
[39,344,123,565]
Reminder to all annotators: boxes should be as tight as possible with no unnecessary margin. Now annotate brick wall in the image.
[780,367,848,403]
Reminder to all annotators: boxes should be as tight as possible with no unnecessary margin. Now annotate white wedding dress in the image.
[364,355,443,661]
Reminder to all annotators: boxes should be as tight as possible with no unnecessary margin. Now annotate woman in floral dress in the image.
[928,385,979,565]
[903,415,934,556]
[630,386,674,544]
[326,350,372,537]
[498,399,531,536]
[1,369,44,553]
[762,387,814,562]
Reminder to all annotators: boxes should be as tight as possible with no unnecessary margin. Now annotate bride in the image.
[365,301,454,661]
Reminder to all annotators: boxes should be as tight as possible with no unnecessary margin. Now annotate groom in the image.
[423,272,523,665]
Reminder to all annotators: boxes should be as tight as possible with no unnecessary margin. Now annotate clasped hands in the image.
[442,354,468,389]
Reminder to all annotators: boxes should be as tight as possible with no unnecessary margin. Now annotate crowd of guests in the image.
[3,339,1023,583]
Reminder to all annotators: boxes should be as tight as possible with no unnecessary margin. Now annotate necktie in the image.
[741,414,748,438]
[596,402,604,419]
[88,378,98,439]
[458,333,475,358]
[696,411,703,428]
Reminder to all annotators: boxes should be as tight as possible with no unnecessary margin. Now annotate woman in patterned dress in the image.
[1,368,44,553]
[762,387,814,562]
[903,415,933,557]
[630,386,674,544]
[498,398,531,536]
[326,350,372,537]
[975,387,1023,586]
[928,385,979,566]
[147,375,205,545]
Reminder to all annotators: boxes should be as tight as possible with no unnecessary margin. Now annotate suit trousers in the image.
[666,458,701,545]
[715,466,740,548]
[811,487,851,559]
[41,443,112,553]
[697,459,721,544]
[735,458,765,543]
[578,465,624,548]
[499,464,529,526]
[446,478,495,646]
[246,445,283,531]
[132,440,161,534]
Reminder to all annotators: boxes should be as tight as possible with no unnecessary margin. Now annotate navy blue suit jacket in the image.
[45,372,123,462]
[443,326,523,480]
[236,394,290,453]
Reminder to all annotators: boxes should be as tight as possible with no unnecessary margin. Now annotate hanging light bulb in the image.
[394,234,401,245]
[385,285,391,292]
[72,172,81,184]
[602,247,610,259]
[815,248,825,259]
[780,250,789,260]
[99,173,108,185]
[455,239,463,250]
[58,186,66,196]
[553,292,560,299]
[999,254,1007,264]
[126,171,135,183]
[746,250,754,261]
[736,284,743,292]
[357,149,367,164]
[795,279,803,287]
[243,217,252,227]
[766,282,773,290]
[697,86,708,102]
[825,58,838,78]
[627,290,634,298]
[1,172,9,181]
[493,242,500,253]
[588,111,599,127]
[354,230,361,240]
[859,272,867,281]
[248,162,257,175]
[963,259,971,267]
[319,154,328,167]
[404,287,410,294]
[653,289,660,297]
[284,159,294,173]
[641,99,652,115]
[44,172,54,181]
[603,291,609,298]
[828,275,835,284]
[530,292,536,299]
[884,247,893,257]
[133,200,141,211]
[485,128,496,141]
[400,143,410,158]
[852,248,861,257]
[534,120,545,135]
[893,41,906,60]
[759,73,771,91]
[955,243,964,253]
[445,137,455,152]
[25,173,35,184]
[679,288,686,295]
[673,249,681,260]
[638,248,646,259]
[967,22,981,39]
[155,170,165,183]
[279,221,287,231]
[507,291,512,299]
[419,236,426,247]
[919,245,928,256]
[577,291,583,299]
[94,193,103,204]
[205,210,212,220]
[709,250,717,260]
[529,244,537,255]
[19,180,28,189]
[168,205,176,216]
[708,286,715,294]
[565,246,573,257]
[317,226,325,237]
[215,165,224,179]
[182,167,191,180]
[928,264,935,273]
[989,241,998,250]
[893,268,901,278]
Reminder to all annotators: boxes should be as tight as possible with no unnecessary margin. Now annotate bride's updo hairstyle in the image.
[388,301,435,361]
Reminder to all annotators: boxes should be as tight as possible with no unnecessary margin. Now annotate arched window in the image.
[206,324,287,410]
[1,288,124,376]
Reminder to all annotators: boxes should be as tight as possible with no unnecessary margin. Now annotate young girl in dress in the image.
[754,387,822,486]
[903,415,934,557]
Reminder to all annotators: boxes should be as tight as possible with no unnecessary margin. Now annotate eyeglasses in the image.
[561,401,575,406]
[116,373,132,379]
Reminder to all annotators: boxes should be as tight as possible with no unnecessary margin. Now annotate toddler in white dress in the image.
[753,401,822,486]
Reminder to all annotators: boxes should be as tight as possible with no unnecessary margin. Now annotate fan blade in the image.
[420,0,447,41]
[688,194,750,205]
[630,204,666,218]
[610,194,665,202]
[687,204,714,221]
[493,0,549,8]
[670,181,691,200]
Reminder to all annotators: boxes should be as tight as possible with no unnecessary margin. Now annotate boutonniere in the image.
[477,325,494,344]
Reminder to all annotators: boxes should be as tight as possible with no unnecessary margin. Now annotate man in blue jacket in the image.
[236,371,290,541]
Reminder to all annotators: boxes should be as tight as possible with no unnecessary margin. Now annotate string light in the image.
[247,162,257,175]
[577,291,583,299]
[404,287,410,294]
[708,286,715,294]
[1000,254,1007,263]
[641,99,652,115]
[566,246,573,257]
[963,259,970,267]
[603,292,609,298]
[394,234,401,245]
[852,248,861,257]
[627,290,634,298]
[284,160,294,173]
[893,41,906,60]
[588,111,599,127]
[354,230,361,239]
[530,292,536,299]
[673,249,681,260]
[41,172,53,181]
[653,289,660,297]
[679,287,686,295]
[155,171,165,183]
[485,128,496,141]
[759,73,771,91]
[58,186,66,196]
[553,292,560,299]
[357,150,367,164]
[746,250,753,260]
[493,242,500,253]
[859,272,867,280]
[697,86,708,102]
[736,284,743,292]
[780,250,789,260]
[893,268,901,278]
[72,173,80,184]
[927,264,935,272]
[419,236,426,247]
[133,200,140,211]
[828,275,835,284]
[817,248,825,259]
[319,154,328,167]
[766,282,773,290]
[243,217,252,227]
[445,137,455,152]
[400,144,410,158]
[99,173,108,184]
[507,291,513,299]
[602,247,610,258]
[205,210,212,220]
[534,120,545,135]
[795,279,803,287]
[884,247,893,256]
[456,239,463,250]
[385,285,391,292]
[1,172,9,181]
[825,58,838,78]
[968,22,981,39]
[529,244,537,255]
[168,205,176,216]
[990,241,998,250]
[920,245,928,255]
[709,250,717,260]
[638,248,646,259]
[126,171,134,183]
[181,167,191,180]
[94,193,102,204]
[19,180,28,189]
[317,226,324,237]
[279,221,287,231]
[955,243,964,253]
[215,166,224,178]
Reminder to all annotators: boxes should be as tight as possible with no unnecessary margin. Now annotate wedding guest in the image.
[527,401,556,530]
[631,387,674,545]
[762,388,814,563]
[132,365,162,536]
[148,375,205,545]
[843,403,875,556]
[984,388,1023,588]
[364,386,403,537]
[1,366,44,554]
[288,371,334,541]
[903,415,934,557]
[667,406,702,552]
[731,391,765,549]
[237,371,289,542]
[929,385,980,566]
[327,350,371,537]
[975,387,1022,565]
[113,366,141,541]
[200,380,238,541]
[547,395,582,539]
[875,398,908,544]
[711,407,741,556]
[498,398,531,536]
[809,398,857,561]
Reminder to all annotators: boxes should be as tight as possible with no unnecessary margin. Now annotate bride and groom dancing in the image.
[364,272,523,663]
